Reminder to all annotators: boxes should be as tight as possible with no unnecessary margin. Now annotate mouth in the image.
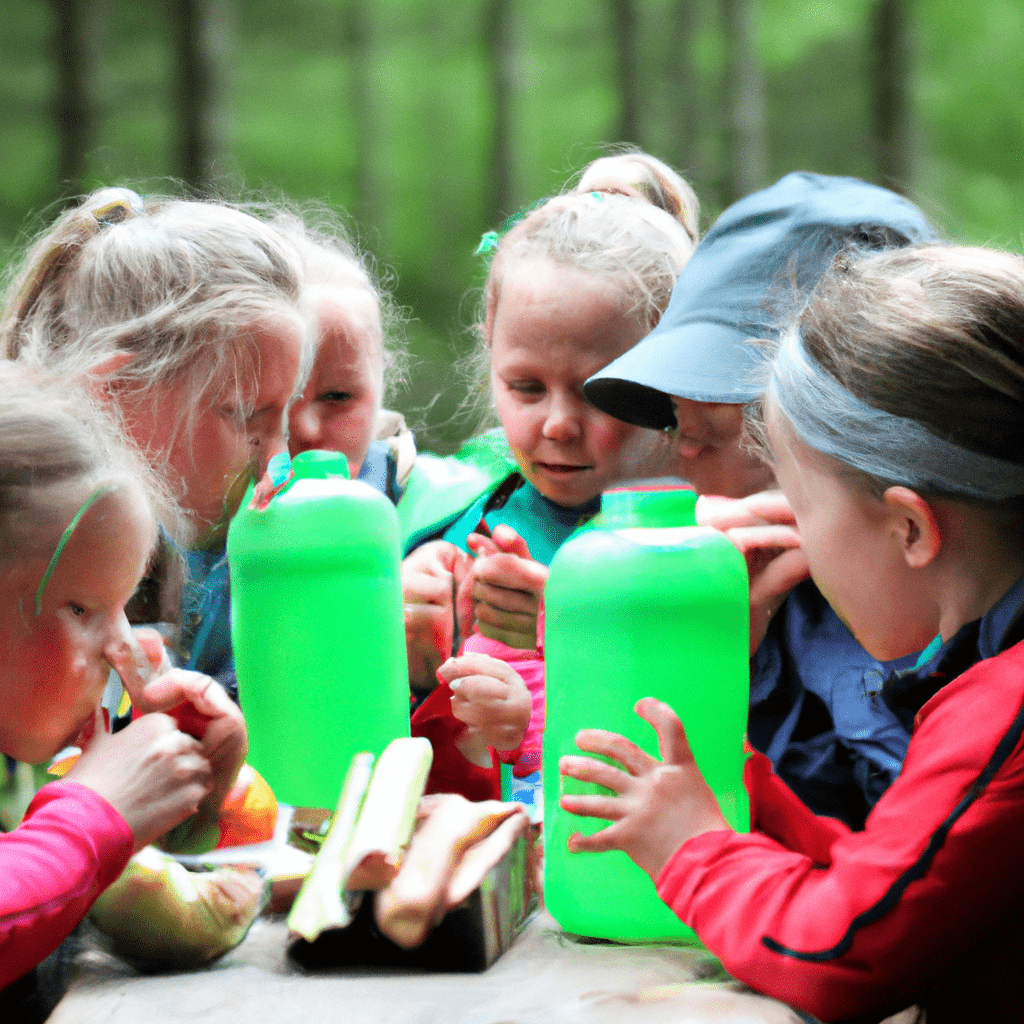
[534,461,592,477]
[674,437,708,460]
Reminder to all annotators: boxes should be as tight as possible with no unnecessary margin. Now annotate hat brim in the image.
[585,319,768,428]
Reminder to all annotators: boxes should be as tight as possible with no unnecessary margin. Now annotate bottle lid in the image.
[291,449,351,481]
[599,483,697,528]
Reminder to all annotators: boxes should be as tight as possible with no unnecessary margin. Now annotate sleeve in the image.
[0,781,134,990]
[656,657,1024,1022]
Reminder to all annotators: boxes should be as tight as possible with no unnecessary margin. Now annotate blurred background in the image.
[2,0,1022,451]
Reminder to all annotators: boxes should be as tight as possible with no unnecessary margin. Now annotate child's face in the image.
[0,486,155,764]
[765,400,931,661]
[490,258,668,508]
[667,396,775,498]
[122,314,305,541]
[288,284,384,477]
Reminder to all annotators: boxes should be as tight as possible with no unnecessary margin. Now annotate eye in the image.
[320,391,353,403]
[69,603,86,617]
[507,380,545,397]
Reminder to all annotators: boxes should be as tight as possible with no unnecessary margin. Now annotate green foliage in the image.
[1,0,1022,448]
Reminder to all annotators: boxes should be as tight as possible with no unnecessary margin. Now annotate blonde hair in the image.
[0,362,168,569]
[268,209,407,399]
[483,191,696,344]
[573,149,701,246]
[0,187,310,427]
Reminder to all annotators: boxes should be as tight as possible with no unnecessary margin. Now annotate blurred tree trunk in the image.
[721,0,765,204]
[483,0,515,223]
[871,0,914,192]
[51,0,91,197]
[345,0,380,231]
[171,0,224,189]
[669,0,718,211]
[612,0,641,146]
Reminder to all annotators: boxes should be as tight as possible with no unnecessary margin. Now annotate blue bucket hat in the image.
[583,171,937,429]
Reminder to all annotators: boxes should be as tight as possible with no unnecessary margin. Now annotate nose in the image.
[287,398,320,457]
[542,392,583,442]
[250,414,291,479]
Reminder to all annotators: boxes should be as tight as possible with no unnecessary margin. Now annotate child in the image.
[573,148,701,245]
[0,364,246,996]
[169,209,414,686]
[560,244,1024,1023]
[1,187,312,694]
[276,212,414,495]
[406,188,697,800]
[583,172,938,826]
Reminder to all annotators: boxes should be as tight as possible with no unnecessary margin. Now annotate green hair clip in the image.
[36,487,113,616]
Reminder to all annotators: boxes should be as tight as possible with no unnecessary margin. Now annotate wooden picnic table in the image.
[49,911,805,1024]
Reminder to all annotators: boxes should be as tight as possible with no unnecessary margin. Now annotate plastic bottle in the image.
[228,450,410,810]
[542,484,749,942]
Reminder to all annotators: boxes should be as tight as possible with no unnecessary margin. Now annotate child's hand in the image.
[134,669,248,851]
[106,628,247,851]
[558,697,731,881]
[463,525,548,650]
[402,541,474,689]
[696,491,808,653]
[67,708,213,853]
[438,653,532,752]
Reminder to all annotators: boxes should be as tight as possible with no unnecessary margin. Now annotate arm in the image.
[0,781,133,990]
[562,657,1024,1020]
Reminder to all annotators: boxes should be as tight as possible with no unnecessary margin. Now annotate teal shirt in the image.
[441,474,600,566]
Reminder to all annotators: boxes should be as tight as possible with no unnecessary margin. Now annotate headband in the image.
[36,486,114,615]
[769,328,1024,501]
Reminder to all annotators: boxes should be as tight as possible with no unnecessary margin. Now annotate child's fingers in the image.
[488,524,533,560]
[437,651,518,684]
[566,826,621,854]
[472,580,537,617]
[634,698,694,768]
[466,533,500,558]
[104,624,158,710]
[560,752,633,794]
[560,792,627,822]
[572,728,654,776]
[473,552,549,598]
[695,490,795,531]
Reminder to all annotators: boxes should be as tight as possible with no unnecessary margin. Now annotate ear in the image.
[85,351,133,395]
[883,486,941,569]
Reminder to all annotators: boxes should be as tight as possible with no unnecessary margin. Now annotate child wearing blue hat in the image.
[584,172,940,827]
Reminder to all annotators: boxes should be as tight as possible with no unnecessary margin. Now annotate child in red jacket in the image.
[560,244,1024,1023]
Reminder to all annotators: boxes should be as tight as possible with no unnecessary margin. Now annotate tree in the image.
[170,0,224,189]
[871,0,914,193]
[482,0,515,224]
[721,0,766,203]
[51,0,92,197]
[611,0,642,146]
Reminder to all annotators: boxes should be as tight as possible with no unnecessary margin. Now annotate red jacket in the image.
[0,781,133,990]
[658,640,1024,1023]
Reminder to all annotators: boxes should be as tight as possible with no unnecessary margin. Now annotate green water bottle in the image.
[542,484,749,942]
[228,450,410,810]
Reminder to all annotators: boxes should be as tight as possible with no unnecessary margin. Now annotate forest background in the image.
[1,0,1022,453]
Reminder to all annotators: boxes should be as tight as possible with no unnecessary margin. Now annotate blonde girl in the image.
[406,187,697,800]
[0,364,245,997]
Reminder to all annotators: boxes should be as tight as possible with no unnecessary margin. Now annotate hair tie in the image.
[90,187,145,228]
[36,486,114,615]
